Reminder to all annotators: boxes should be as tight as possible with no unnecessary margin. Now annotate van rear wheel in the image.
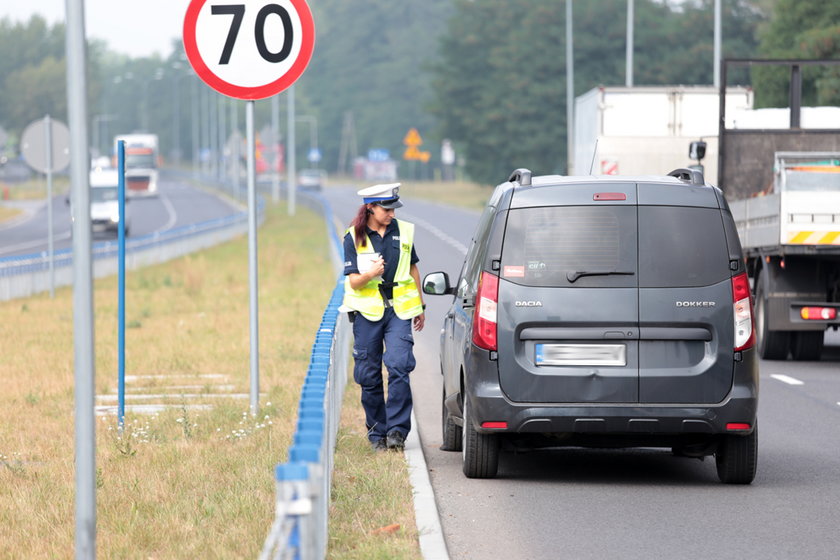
[462,398,499,479]
[755,275,789,360]
[715,424,758,484]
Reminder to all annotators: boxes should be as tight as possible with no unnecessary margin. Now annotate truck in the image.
[573,85,753,182]
[718,58,840,361]
[113,133,159,196]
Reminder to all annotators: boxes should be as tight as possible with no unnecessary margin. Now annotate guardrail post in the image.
[260,462,311,560]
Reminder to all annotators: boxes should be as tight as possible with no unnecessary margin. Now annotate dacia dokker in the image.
[423,168,759,483]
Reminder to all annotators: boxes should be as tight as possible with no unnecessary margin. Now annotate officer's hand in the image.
[371,257,385,278]
[413,312,425,332]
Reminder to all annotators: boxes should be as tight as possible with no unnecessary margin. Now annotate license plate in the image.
[535,343,626,366]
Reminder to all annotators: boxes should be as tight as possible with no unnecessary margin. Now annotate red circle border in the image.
[183,0,315,100]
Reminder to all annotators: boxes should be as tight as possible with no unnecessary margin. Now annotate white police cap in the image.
[357,183,403,209]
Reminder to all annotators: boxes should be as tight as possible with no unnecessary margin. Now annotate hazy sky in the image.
[1,0,189,58]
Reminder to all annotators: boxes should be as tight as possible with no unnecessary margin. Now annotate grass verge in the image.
[0,200,420,558]
[0,205,22,223]
[329,176,491,212]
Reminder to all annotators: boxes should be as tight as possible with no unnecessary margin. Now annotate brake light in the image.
[732,273,755,351]
[472,271,499,351]
[800,307,837,320]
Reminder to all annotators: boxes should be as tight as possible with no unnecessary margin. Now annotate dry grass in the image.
[0,205,22,223]
[0,201,342,558]
[0,176,69,200]
[329,175,492,211]
[328,382,422,560]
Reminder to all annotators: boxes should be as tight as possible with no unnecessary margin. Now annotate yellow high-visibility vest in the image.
[340,220,423,321]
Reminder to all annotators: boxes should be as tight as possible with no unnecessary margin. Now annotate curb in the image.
[406,411,450,560]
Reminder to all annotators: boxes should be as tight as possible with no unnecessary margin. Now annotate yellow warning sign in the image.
[403,128,423,147]
[404,145,431,162]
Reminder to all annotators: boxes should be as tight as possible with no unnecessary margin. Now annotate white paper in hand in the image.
[357,252,382,280]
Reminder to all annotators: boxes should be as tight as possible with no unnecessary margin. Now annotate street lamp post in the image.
[92,114,114,159]
[297,114,318,168]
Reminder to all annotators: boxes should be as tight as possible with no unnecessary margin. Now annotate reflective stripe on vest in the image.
[342,220,423,321]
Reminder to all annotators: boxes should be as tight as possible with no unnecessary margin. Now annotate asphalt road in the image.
[324,184,840,560]
[0,171,240,258]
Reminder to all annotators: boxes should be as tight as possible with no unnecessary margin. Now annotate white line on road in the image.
[159,193,178,231]
[771,374,804,386]
[399,210,468,255]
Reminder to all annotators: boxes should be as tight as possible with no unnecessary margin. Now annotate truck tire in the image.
[462,397,499,479]
[755,275,789,360]
[440,386,462,452]
[715,423,758,484]
[790,331,824,361]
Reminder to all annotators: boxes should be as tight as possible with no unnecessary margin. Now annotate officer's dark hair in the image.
[351,204,371,248]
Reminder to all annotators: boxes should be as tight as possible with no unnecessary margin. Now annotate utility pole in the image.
[626,0,634,87]
[714,0,722,88]
[566,0,575,175]
[338,111,357,176]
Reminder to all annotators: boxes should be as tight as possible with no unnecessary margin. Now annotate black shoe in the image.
[371,438,388,452]
[386,431,406,450]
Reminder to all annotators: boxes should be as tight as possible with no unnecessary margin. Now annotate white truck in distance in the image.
[114,133,159,197]
[729,152,840,361]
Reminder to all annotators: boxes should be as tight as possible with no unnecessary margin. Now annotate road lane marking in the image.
[771,374,804,386]
[159,193,178,231]
[399,210,469,255]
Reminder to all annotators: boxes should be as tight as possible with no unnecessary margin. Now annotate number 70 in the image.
[211,4,294,65]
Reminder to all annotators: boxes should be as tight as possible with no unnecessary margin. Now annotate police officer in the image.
[340,183,425,451]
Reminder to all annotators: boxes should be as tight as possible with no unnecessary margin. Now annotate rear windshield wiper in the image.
[566,270,635,283]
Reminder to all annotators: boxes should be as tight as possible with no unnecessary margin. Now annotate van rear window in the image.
[500,206,637,287]
[638,206,729,288]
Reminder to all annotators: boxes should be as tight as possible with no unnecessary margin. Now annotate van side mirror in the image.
[689,140,707,162]
[423,272,455,295]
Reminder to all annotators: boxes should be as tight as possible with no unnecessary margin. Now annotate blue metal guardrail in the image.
[260,192,350,560]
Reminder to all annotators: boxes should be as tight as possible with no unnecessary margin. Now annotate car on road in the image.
[298,168,326,191]
[89,167,131,237]
[423,168,759,483]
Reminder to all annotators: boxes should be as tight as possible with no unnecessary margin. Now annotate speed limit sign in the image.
[183,0,315,99]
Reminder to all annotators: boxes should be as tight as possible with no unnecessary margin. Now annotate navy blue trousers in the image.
[352,308,416,442]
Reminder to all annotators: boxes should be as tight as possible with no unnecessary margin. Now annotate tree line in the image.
[1,0,838,184]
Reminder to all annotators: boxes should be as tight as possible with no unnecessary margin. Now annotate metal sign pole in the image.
[272,94,280,203]
[66,0,96,557]
[118,140,126,430]
[287,85,296,216]
[247,100,260,416]
[45,114,55,298]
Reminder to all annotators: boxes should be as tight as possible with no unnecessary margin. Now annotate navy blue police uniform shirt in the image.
[343,219,419,300]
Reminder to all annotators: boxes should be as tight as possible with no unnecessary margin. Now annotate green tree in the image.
[0,16,104,147]
[298,0,454,175]
[430,0,764,185]
[753,0,840,107]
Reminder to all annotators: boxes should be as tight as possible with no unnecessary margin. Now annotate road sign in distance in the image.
[21,118,71,173]
[183,0,315,100]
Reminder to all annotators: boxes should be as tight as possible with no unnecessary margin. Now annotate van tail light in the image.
[472,271,499,351]
[732,272,755,351]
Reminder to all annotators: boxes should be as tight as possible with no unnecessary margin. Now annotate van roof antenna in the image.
[588,138,599,175]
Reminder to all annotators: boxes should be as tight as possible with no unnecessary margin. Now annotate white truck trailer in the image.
[719,59,840,361]
[113,133,159,196]
[573,85,753,182]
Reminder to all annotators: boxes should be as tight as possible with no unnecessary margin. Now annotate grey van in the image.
[423,168,759,483]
